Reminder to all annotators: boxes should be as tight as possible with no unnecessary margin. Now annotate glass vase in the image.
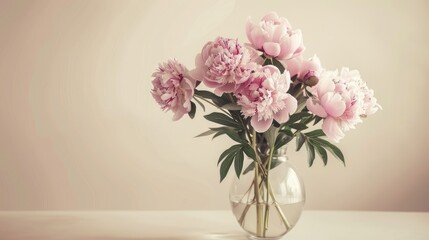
[229,147,305,239]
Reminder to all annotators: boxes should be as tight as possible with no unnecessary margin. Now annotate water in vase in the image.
[231,200,304,238]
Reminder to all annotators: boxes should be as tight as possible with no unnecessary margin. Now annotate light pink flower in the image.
[190,37,254,96]
[338,68,381,116]
[246,12,305,60]
[306,68,380,142]
[284,55,322,81]
[236,65,298,132]
[151,59,196,121]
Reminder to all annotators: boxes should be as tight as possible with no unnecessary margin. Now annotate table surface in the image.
[0,210,428,240]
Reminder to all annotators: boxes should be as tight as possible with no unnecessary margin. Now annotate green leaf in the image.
[311,138,345,164]
[238,130,246,141]
[221,103,242,111]
[242,143,256,161]
[296,132,305,151]
[217,144,241,165]
[208,127,243,143]
[188,102,196,119]
[212,130,225,139]
[313,116,323,125]
[314,144,328,166]
[220,153,234,182]
[263,58,272,66]
[290,123,308,130]
[195,129,216,138]
[288,82,303,96]
[270,158,283,170]
[305,129,325,138]
[223,128,244,143]
[300,115,315,125]
[274,132,293,151]
[272,120,281,128]
[297,95,309,110]
[213,93,231,107]
[272,58,285,73]
[204,112,241,129]
[234,150,244,178]
[287,112,312,124]
[305,140,315,167]
[242,162,255,175]
[194,90,227,107]
[193,97,206,112]
[264,126,279,148]
[229,111,246,127]
[281,128,294,137]
[218,149,231,165]
[194,89,219,100]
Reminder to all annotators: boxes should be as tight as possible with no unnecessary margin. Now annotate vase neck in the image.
[275,145,288,157]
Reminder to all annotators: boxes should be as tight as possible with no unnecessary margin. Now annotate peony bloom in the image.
[236,65,298,132]
[306,68,380,142]
[246,12,305,60]
[190,37,254,96]
[338,68,381,117]
[151,59,196,121]
[284,55,322,86]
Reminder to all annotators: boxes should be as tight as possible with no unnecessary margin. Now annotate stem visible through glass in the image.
[245,129,291,237]
[262,145,274,237]
[252,129,263,236]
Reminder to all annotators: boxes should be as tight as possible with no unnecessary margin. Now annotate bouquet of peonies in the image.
[151,11,380,237]
[152,11,380,173]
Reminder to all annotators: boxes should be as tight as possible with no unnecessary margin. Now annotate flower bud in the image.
[304,76,319,87]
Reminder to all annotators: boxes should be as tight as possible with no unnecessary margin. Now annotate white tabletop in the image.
[0,210,428,239]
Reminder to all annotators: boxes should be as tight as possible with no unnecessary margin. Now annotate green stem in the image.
[237,181,255,225]
[268,181,292,230]
[252,129,263,236]
[244,130,293,236]
[263,145,275,236]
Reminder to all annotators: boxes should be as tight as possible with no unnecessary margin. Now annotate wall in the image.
[0,0,428,211]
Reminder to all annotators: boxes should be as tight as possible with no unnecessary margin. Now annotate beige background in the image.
[0,0,428,211]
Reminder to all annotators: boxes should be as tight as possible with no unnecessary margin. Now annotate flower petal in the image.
[306,98,328,118]
[272,25,286,42]
[261,12,280,23]
[321,92,346,117]
[278,37,292,60]
[251,116,273,133]
[245,18,254,44]
[172,111,185,121]
[284,57,302,78]
[274,97,297,123]
[217,82,236,93]
[322,117,345,143]
[262,65,280,75]
[250,28,266,50]
[291,30,305,56]
[263,42,281,57]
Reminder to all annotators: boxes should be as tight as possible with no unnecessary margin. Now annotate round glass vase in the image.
[229,148,305,239]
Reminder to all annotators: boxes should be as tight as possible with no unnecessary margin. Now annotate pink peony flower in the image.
[190,37,254,96]
[284,55,322,82]
[151,59,196,121]
[236,65,298,132]
[246,12,305,60]
[306,68,380,142]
